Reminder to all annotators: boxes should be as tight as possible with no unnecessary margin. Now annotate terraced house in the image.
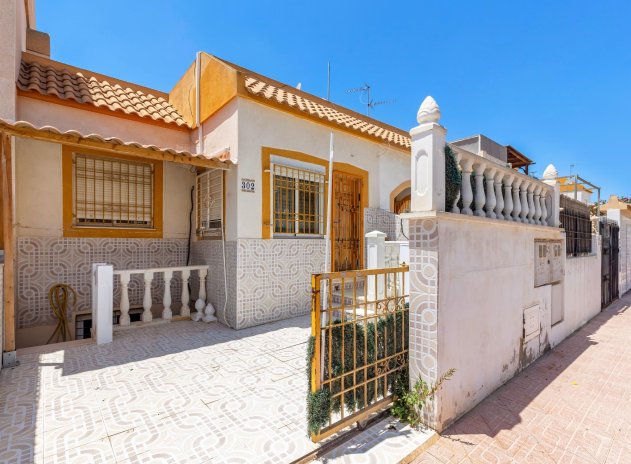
[0,0,413,356]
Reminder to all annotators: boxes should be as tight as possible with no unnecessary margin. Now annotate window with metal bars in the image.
[196,170,223,238]
[271,163,325,236]
[73,154,154,228]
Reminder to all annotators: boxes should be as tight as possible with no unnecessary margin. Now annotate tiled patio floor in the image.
[0,315,318,463]
[414,292,631,464]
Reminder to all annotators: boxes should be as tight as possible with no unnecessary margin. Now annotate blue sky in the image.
[38,1,630,198]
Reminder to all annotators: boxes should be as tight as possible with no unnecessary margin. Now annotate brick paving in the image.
[414,292,631,464]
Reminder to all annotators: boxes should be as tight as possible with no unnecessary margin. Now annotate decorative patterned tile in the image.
[16,237,189,329]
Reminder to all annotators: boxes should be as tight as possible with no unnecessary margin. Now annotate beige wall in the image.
[15,137,62,236]
[17,96,193,151]
[235,98,410,239]
[201,98,239,240]
[0,0,26,121]
[14,137,195,238]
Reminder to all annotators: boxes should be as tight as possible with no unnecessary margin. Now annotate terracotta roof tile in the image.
[0,118,231,165]
[18,60,189,128]
[243,75,411,149]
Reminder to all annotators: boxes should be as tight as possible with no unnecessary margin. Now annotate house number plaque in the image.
[241,178,255,193]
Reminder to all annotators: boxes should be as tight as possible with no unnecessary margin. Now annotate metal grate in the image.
[310,266,409,442]
[560,195,592,256]
[74,154,153,227]
[272,164,325,236]
[197,170,223,238]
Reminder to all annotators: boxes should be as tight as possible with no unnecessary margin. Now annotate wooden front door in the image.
[331,170,363,271]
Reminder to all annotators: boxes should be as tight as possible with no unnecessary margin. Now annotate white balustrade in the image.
[448,145,556,227]
[112,265,212,326]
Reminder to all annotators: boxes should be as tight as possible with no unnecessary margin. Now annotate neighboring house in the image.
[0,1,411,351]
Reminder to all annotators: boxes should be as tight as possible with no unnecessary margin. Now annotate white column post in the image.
[494,171,504,220]
[118,272,131,326]
[180,269,191,317]
[366,230,386,301]
[473,163,486,217]
[410,96,446,212]
[503,174,514,221]
[192,268,208,322]
[543,164,561,227]
[92,264,113,345]
[511,178,522,221]
[460,158,474,215]
[142,272,154,323]
[162,270,173,320]
[485,167,497,219]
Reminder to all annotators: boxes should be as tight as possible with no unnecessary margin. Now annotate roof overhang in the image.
[0,119,230,169]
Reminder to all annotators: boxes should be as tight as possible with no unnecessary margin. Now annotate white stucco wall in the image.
[14,137,194,238]
[234,98,410,239]
[550,237,601,346]
[436,216,561,427]
[17,96,192,151]
[429,215,601,429]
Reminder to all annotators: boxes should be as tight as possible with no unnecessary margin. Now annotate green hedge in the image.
[306,310,409,436]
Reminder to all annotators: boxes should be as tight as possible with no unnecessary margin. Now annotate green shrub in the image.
[391,368,456,429]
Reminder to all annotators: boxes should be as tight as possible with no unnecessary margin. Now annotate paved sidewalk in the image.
[414,292,631,464]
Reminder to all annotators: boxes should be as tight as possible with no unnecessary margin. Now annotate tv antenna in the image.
[346,83,395,115]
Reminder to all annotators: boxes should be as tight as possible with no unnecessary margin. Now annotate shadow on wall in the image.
[434,294,628,446]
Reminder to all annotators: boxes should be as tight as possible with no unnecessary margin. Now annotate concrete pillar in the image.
[92,263,113,345]
[366,230,386,301]
[410,96,447,213]
[543,164,561,227]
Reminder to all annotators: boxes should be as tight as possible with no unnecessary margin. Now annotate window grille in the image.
[271,163,325,236]
[73,154,153,228]
[560,195,592,256]
[196,170,223,238]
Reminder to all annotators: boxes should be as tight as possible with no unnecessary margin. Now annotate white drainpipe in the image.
[196,51,204,154]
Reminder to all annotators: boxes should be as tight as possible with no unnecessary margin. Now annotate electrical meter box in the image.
[534,240,564,287]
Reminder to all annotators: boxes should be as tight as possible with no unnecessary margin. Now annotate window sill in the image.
[63,227,163,239]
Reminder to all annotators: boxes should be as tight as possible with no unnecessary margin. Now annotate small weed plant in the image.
[391,368,456,429]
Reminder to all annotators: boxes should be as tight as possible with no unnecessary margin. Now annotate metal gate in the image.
[309,266,409,442]
[600,218,620,308]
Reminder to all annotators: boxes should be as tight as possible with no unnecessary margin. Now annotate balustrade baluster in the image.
[533,186,542,225]
[460,158,474,215]
[512,179,522,222]
[540,191,548,226]
[494,172,504,220]
[180,269,191,317]
[527,184,536,224]
[520,182,529,223]
[142,271,153,323]
[485,167,497,219]
[192,268,208,322]
[162,270,173,320]
[473,163,486,217]
[503,175,514,221]
[119,272,131,326]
